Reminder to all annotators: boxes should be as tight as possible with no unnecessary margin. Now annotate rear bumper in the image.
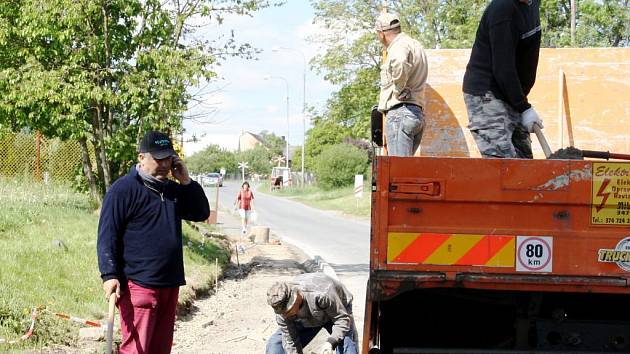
[369,270,630,300]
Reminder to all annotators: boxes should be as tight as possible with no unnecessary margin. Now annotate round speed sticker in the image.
[516,236,553,273]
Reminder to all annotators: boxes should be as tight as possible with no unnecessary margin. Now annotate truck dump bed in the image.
[364,156,630,354]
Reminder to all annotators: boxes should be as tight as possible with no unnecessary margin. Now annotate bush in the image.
[313,143,368,190]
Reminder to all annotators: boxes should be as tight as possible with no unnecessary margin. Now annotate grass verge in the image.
[258,181,371,217]
[0,178,229,351]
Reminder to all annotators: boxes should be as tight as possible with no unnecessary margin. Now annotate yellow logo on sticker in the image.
[591,163,630,225]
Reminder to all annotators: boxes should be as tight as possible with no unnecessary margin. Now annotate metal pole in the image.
[301,55,306,186]
[271,47,307,185]
[286,87,290,169]
[265,75,290,169]
[35,131,42,181]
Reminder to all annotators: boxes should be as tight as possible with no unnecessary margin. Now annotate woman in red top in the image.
[235,181,255,235]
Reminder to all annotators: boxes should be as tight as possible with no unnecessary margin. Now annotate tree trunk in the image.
[78,136,102,204]
[92,106,112,190]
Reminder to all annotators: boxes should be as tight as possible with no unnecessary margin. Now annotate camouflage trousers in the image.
[464,91,533,159]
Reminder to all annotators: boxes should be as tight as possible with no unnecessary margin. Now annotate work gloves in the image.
[521,107,544,133]
[320,342,333,354]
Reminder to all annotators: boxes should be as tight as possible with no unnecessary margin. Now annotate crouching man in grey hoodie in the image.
[265,273,359,354]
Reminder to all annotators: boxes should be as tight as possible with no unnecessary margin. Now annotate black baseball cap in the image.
[138,131,176,159]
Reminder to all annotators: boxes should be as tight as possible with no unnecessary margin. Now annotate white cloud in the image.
[184,133,240,156]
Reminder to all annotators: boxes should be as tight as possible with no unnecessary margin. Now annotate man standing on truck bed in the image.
[265,272,359,354]
[376,12,428,157]
[463,0,544,159]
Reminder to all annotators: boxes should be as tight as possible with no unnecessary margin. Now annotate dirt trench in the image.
[172,216,331,354]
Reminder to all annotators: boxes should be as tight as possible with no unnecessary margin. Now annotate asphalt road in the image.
[209,180,370,267]
[205,179,370,334]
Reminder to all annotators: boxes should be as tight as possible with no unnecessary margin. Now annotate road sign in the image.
[516,236,553,273]
[238,162,249,182]
[354,175,364,199]
[272,155,286,167]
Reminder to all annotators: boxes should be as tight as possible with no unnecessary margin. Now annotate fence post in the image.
[35,131,42,181]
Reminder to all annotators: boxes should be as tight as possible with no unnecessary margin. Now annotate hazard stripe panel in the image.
[387,233,515,267]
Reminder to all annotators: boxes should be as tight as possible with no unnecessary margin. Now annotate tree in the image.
[304,116,352,170]
[258,130,287,157]
[541,0,629,47]
[236,145,273,176]
[308,0,628,165]
[306,0,487,164]
[0,0,274,201]
[185,144,237,175]
[313,143,368,190]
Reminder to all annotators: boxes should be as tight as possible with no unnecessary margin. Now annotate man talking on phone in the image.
[97,130,210,354]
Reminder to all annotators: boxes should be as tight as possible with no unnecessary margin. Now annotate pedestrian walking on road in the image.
[235,181,255,235]
[266,272,359,354]
[375,12,428,157]
[97,131,210,354]
[463,0,543,158]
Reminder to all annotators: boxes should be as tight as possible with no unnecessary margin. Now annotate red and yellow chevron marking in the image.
[387,233,515,267]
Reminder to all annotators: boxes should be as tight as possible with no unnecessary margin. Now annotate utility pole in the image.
[272,47,307,185]
[264,75,290,169]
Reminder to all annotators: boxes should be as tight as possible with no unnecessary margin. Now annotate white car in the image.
[203,173,223,187]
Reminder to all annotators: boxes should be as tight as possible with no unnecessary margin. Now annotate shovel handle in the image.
[533,124,552,158]
[106,293,116,354]
[609,153,630,160]
[581,150,630,161]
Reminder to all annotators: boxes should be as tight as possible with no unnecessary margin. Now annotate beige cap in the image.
[375,12,401,32]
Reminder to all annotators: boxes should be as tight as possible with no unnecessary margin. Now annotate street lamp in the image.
[272,46,307,186]
[264,75,290,169]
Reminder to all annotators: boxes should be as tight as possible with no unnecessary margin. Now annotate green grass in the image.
[0,178,229,351]
[259,181,371,217]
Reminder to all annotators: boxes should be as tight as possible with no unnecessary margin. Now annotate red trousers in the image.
[117,280,179,354]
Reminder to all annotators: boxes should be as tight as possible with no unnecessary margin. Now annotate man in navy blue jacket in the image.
[97,131,210,354]
[463,0,544,159]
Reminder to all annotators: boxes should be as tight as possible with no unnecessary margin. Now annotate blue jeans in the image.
[265,322,358,354]
[385,104,425,157]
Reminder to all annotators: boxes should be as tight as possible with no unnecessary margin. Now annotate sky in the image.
[182,1,337,155]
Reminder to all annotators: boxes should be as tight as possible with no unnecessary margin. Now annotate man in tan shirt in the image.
[376,12,428,156]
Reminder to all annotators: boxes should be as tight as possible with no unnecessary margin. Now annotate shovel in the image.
[106,293,116,354]
[533,124,630,161]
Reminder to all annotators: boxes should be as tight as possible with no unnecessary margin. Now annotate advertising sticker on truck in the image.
[598,237,630,272]
[516,236,553,273]
[591,162,630,226]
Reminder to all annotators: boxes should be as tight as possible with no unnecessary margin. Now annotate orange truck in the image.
[362,156,630,353]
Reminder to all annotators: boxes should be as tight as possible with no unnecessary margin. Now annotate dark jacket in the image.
[276,273,356,354]
[97,167,210,288]
[463,0,541,113]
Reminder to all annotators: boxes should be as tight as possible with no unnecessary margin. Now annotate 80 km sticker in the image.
[516,236,553,273]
